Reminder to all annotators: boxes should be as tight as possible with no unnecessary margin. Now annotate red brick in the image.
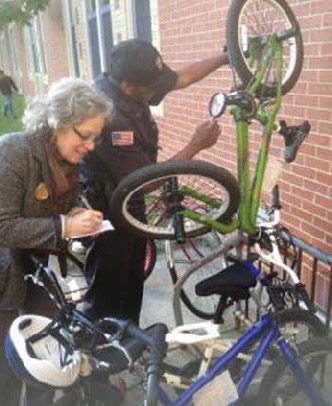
[305,157,330,172]
[302,222,326,242]
[319,96,332,110]
[315,195,332,211]
[291,186,314,202]
[311,0,332,14]
[301,15,323,30]
[294,95,319,107]
[316,147,332,162]
[309,55,332,68]
[298,144,316,157]
[292,2,310,17]
[302,70,319,82]
[282,191,302,208]
[304,179,329,195]
[321,43,332,55]
[303,201,327,218]
[281,170,305,187]
[313,216,332,233]
[307,108,331,121]
[280,212,301,229]
[316,171,332,187]
[319,71,332,83]
[308,83,332,96]
[323,13,332,26]
[291,164,316,180]
[282,105,307,118]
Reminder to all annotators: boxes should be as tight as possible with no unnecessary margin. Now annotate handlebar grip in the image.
[125,322,155,346]
[145,323,168,406]
[173,213,186,244]
[272,185,281,209]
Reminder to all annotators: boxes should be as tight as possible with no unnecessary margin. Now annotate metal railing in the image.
[279,230,332,329]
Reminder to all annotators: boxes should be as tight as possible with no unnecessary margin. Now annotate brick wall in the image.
[156,0,332,257]
[41,0,70,83]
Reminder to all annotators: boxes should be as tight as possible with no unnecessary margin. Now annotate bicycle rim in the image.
[166,232,228,319]
[228,0,303,96]
[120,174,233,239]
[260,338,332,405]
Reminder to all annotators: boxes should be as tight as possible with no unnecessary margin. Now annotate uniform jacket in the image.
[82,74,177,216]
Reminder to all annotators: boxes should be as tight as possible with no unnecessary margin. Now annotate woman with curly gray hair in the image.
[0,77,112,406]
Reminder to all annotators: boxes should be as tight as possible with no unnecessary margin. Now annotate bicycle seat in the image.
[195,262,258,300]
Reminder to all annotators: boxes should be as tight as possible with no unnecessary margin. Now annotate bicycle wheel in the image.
[166,231,229,319]
[110,160,240,240]
[227,0,304,97]
[258,337,332,405]
[144,239,157,281]
[230,308,327,382]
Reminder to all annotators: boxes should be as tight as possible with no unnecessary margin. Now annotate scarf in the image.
[45,138,79,213]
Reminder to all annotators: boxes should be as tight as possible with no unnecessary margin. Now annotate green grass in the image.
[0,94,25,135]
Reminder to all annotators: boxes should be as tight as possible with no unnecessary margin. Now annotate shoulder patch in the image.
[111,131,134,146]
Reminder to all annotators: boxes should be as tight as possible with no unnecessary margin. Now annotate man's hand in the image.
[190,119,221,152]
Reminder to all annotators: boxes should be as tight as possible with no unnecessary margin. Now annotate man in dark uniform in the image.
[82,39,229,324]
[0,69,18,117]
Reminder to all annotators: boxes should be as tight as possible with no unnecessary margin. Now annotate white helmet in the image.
[5,314,81,388]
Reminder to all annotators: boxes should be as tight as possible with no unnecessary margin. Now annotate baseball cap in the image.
[108,39,175,89]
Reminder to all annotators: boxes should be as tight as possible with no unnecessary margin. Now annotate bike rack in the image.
[279,231,332,329]
[170,230,332,330]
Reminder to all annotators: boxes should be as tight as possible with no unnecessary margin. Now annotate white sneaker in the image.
[71,241,87,255]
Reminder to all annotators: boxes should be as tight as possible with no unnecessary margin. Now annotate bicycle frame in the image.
[179,34,284,236]
[158,313,325,406]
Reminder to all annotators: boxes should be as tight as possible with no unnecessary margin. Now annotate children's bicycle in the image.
[109,0,310,242]
[108,0,314,325]
[5,257,332,406]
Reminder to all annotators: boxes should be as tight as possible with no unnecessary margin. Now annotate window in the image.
[24,15,47,76]
[132,0,152,42]
[88,0,96,14]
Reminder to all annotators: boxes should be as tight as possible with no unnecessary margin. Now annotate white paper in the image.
[71,220,114,238]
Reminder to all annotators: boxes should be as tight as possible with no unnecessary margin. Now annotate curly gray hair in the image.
[23,77,111,134]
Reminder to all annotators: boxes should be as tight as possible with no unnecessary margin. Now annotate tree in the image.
[0,0,50,30]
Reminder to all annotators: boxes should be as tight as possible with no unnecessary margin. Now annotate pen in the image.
[80,195,93,209]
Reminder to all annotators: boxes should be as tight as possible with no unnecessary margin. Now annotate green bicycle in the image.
[110,0,309,242]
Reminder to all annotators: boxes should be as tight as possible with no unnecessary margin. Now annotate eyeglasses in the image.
[73,127,102,146]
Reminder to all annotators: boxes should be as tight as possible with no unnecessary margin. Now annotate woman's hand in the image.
[64,209,104,238]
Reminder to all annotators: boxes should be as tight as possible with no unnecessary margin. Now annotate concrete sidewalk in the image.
[123,240,240,405]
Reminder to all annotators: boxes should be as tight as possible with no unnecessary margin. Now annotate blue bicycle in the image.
[5,257,332,406]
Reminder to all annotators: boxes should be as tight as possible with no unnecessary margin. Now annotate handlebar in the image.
[272,185,281,210]
[26,257,168,406]
[88,317,169,406]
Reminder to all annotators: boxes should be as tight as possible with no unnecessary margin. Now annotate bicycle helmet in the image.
[5,314,81,388]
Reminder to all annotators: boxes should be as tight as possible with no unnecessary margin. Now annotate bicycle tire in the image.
[166,231,231,320]
[227,0,304,97]
[230,308,327,382]
[258,337,332,405]
[110,160,240,240]
[144,239,157,281]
